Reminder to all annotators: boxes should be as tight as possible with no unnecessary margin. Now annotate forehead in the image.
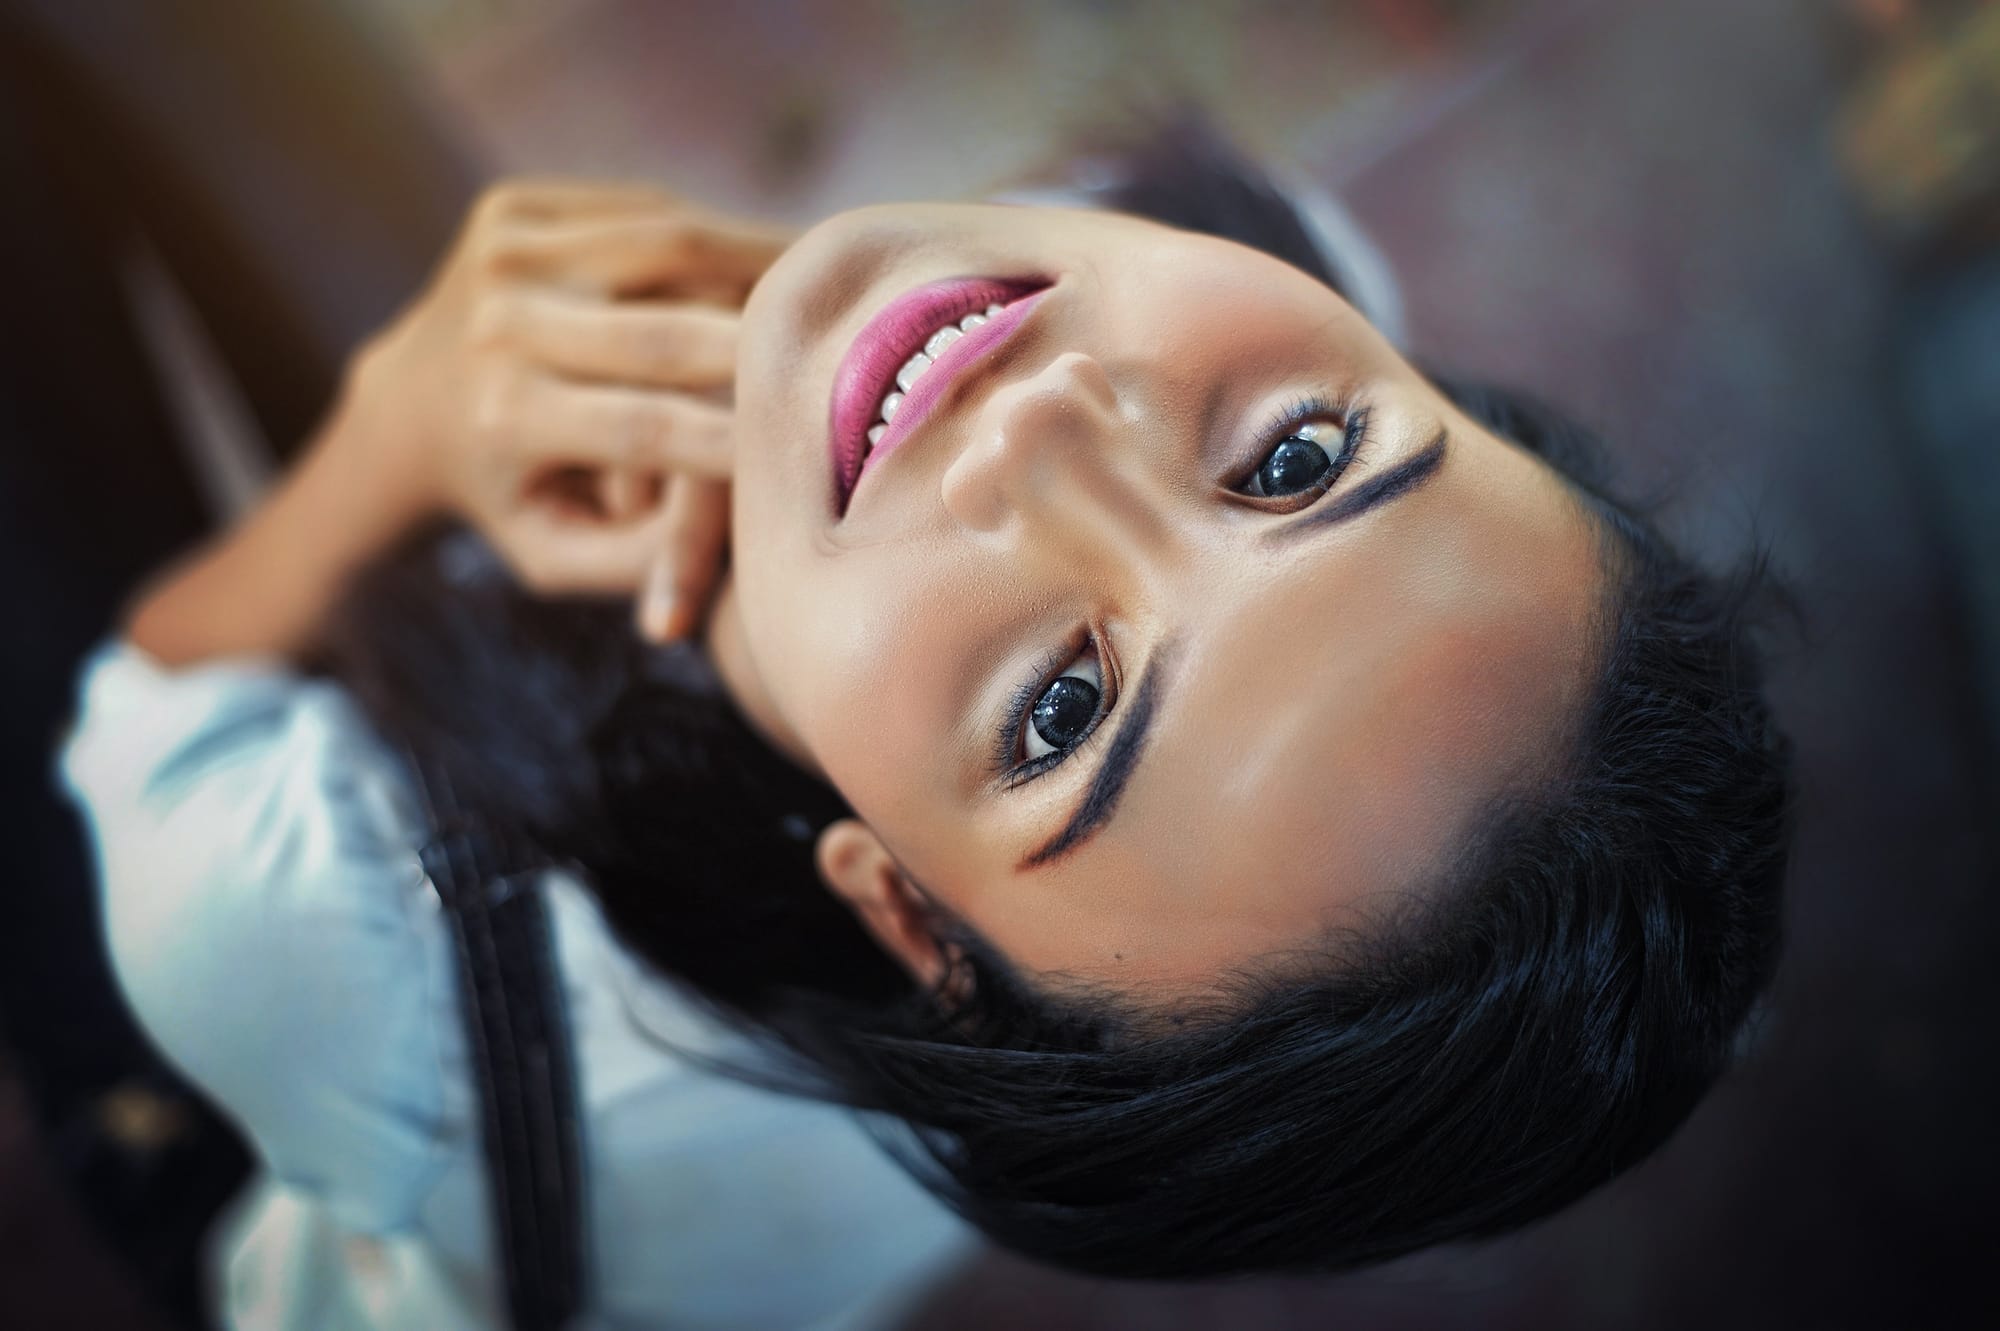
[966,433,1607,987]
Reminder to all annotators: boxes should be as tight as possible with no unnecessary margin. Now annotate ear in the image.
[815,818,949,990]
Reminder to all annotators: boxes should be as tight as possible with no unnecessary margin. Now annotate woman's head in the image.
[713,200,1611,999]
[335,121,1790,1279]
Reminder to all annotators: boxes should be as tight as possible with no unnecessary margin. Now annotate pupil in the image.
[1031,675,1099,751]
[1259,437,1331,495]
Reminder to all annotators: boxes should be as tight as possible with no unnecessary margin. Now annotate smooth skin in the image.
[711,203,1607,996]
[133,185,1605,1004]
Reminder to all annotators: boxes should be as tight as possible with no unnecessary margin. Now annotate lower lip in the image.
[828,277,1048,513]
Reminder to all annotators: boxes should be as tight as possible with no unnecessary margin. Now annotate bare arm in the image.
[127,364,419,666]
[126,179,791,668]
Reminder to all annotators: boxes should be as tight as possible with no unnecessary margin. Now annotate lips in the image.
[828,276,1048,513]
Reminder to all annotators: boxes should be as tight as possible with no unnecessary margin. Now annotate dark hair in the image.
[329,118,1790,1280]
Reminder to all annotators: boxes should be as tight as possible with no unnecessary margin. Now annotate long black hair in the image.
[328,118,1791,1281]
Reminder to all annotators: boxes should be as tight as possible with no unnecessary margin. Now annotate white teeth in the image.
[874,305,1012,429]
[865,423,886,450]
[924,325,963,358]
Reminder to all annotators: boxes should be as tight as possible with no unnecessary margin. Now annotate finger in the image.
[637,547,678,643]
[475,178,674,224]
[513,375,734,478]
[495,212,792,297]
[638,477,731,641]
[494,293,737,390]
[504,505,666,596]
[598,467,645,521]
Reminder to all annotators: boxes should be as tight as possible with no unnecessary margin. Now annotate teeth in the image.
[895,352,931,392]
[924,325,963,358]
[874,302,1013,429]
[865,424,885,450]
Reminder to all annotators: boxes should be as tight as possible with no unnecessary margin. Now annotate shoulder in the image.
[59,641,468,1233]
[536,878,977,1326]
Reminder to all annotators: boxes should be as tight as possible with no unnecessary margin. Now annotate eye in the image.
[993,636,1117,785]
[1236,404,1369,505]
[1248,422,1335,497]
[1022,652,1104,761]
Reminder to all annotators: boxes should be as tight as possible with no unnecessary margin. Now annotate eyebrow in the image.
[1266,429,1451,545]
[1018,641,1175,871]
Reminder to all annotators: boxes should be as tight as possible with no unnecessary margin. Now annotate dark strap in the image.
[412,759,586,1331]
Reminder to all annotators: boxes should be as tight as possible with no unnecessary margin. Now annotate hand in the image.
[337,178,790,639]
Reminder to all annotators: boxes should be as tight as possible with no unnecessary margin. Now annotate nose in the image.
[940,350,1124,535]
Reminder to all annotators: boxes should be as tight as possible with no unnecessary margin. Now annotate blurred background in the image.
[2,0,1997,1326]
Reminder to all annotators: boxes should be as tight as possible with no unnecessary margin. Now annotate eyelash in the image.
[992,396,1370,784]
[1237,393,1371,506]
[993,635,1112,787]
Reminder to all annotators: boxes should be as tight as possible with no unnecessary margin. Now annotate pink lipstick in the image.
[828,276,1048,513]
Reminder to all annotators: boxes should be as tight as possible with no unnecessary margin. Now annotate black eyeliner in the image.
[989,398,1372,790]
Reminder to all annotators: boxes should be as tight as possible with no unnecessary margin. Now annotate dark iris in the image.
[1031,675,1100,751]
[1257,435,1332,496]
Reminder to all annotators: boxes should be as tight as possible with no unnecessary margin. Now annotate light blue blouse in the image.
[60,643,973,1330]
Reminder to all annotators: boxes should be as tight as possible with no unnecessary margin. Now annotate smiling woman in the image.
[718,200,1612,996]
[78,116,1791,1311]
[339,123,1785,1282]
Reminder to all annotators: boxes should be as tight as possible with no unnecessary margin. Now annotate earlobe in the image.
[814,819,949,989]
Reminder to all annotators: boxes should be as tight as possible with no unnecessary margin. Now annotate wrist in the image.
[319,339,446,534]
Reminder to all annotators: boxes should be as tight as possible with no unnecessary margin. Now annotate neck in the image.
[702,574,821,778]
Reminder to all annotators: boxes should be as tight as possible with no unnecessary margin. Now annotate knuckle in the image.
[646,218,699,270]
[475,181,527,224]
[470,222,530,277]
[468,370,520,448]
[507,543,553,593]
[514,538,582,596]
[466,292,516,350]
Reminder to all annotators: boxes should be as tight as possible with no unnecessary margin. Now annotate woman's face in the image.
[710,203,1605,992]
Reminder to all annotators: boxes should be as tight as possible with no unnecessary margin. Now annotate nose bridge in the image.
[940,350,1126,539]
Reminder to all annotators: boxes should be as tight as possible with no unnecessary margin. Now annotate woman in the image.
[63,124,1790,1323]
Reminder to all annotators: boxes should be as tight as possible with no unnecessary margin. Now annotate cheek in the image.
[783,555,976,840]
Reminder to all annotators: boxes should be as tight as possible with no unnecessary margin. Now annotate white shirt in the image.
[60,643,974,1331]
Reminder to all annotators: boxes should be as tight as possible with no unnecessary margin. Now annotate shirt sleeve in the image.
[58,641,468,1235]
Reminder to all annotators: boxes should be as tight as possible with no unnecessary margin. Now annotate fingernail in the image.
[640,585,679,642]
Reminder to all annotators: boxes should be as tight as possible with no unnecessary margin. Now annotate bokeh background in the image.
[3,0,1997,1326]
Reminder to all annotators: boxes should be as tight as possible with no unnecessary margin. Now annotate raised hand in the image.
[343,178,790,638]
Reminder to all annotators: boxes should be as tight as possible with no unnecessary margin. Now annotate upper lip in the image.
[828,276,1050,515]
